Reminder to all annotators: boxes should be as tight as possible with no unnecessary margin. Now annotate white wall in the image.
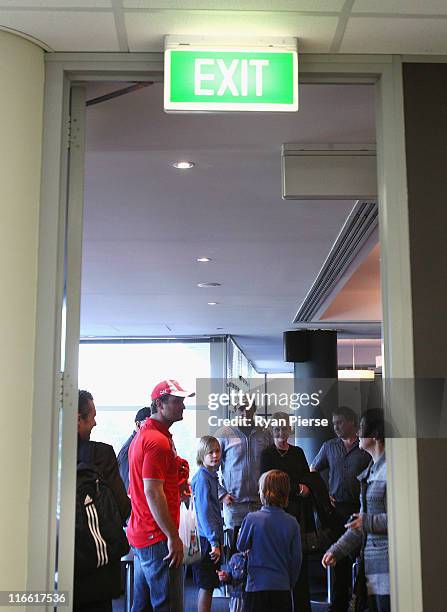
[0,30,44,593]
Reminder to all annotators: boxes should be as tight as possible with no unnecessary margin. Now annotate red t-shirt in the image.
[127,418,180,548]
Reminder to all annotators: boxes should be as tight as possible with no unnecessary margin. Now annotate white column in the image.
[0,30,44,596]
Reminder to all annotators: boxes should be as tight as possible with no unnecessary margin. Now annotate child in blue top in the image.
[237,469,302,612]
[217,551,247,612]
[191,436,224,612]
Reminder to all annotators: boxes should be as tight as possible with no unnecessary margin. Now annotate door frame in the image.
[31,52,420,611]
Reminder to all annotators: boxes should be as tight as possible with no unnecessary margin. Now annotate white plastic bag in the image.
[179,495,201,565]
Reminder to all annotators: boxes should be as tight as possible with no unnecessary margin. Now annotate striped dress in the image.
[328,454,388,596]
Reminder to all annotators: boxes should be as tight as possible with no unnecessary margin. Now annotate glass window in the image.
[78,340,211,476]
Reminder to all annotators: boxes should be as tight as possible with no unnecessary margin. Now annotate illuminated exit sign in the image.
[164,44,298,112]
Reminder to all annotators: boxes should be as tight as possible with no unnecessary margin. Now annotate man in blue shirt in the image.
[311,406,370,612]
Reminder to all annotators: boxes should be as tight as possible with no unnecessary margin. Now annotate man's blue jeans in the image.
[131,541,184,612]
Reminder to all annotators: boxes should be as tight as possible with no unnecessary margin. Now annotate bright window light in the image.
[338,369,375,380]
[78,341,211,475]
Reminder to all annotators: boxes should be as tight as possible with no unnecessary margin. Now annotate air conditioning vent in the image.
[294,200,378,322]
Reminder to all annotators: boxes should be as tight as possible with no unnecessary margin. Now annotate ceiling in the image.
[81,80,378,372]
[1,1,447,54]
[0,0,394,371]
[321,243,381,322]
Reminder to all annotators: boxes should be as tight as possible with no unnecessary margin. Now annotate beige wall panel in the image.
[0,31,44,595]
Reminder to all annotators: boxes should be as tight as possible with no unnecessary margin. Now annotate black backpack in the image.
[75,444,129,576]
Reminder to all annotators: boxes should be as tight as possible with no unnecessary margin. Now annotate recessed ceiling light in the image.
[208,302,218,306]
[197,257,212,262]
[172,161,195,169]
[197,282,221,288]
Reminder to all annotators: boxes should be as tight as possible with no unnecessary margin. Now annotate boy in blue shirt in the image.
[237,469,302,612]
[191,436,224,612]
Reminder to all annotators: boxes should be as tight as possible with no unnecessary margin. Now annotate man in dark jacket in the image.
[117,407,151,492]
[74,390,131,612]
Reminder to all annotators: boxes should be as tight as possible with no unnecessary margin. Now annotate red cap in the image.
[151,379,195,401]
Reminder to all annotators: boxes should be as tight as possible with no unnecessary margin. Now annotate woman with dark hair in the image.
[322,408,389,612]
[260,412,312,612]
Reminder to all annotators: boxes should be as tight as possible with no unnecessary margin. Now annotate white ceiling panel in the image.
[352,0,447,16]
[82,81,376,370]
[81,324,142,336]
[81,234,350,298]
[125,11,339,52]
[0,1,112,7]
[81,293,320,337]
[122,1,344,10]
[2,0,446,54]
[341,16,447,54]
[0,10,119,51]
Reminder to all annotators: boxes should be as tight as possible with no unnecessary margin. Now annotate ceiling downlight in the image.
[172,161,195,169]
[197,282,221,288]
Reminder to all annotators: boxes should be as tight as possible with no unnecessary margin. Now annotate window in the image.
[78,340,211,476]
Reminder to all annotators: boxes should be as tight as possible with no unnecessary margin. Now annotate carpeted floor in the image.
[113,577,330,611]
[113,555,332,611]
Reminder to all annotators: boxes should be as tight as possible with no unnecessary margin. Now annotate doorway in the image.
[32,53,419,612]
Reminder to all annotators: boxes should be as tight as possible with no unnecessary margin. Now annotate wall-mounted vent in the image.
[294,200,378,322]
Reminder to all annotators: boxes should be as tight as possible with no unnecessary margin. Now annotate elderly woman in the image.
[260,411,312,612]
[322,408,389,612]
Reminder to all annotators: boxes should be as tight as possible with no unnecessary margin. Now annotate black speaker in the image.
[283,331,310,363]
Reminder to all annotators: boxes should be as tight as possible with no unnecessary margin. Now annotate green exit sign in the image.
[164,47,298,112]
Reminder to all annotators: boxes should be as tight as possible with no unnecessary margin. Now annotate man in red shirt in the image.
[127,380,194,612]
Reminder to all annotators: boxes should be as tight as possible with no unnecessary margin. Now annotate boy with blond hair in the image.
[191,436,224,612]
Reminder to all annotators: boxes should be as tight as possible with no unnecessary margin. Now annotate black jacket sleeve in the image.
[260,445,274,475]
[117,434,134,493]
[92,442,131,522]
[297,446,311,474]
